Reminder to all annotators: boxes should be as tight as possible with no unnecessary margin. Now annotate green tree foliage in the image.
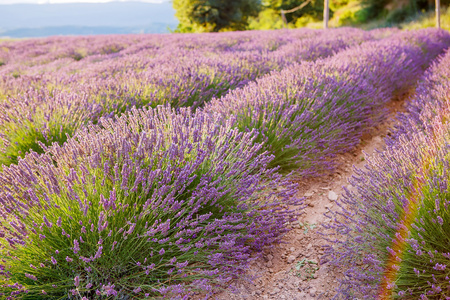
[270,0,327,23]
[248,7,286,30]
[174,0,449,32]
[173,0,262,32]
[249,0,329,29]
[359,0,390,19]
[413,0,450,11]
[361,0,450,21]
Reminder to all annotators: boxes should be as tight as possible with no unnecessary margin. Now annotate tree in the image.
[359,0,391,19]
[263,0,327,25]
[173,0,262,32]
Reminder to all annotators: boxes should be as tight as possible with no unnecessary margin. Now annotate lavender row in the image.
[0,28,373,167]
[0,28,371,98]
[0,29,320,101]
[0,27,386,77]
[323,46,450,298]
[0,28,321,91]
[0,29,318,73]
[203,28,450,177]
[0,31,308,100]
[0,106,302,299]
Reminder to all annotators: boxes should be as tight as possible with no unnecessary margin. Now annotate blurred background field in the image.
[0,0,448,38]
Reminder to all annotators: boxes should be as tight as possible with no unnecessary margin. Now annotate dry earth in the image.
[189,90,412,300]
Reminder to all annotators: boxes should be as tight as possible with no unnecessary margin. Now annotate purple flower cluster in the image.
[323,37,450,299]
[204,28,450,176]
[0,28,375,167]
[0,106,300,298]
[391,43,450,144]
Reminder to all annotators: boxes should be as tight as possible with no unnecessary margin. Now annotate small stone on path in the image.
[269,288,280,295]
[373,136,382,143]
[287,255,296,264]
[328,191,338,201]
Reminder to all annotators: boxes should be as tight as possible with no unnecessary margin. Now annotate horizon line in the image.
[0,0,169,5]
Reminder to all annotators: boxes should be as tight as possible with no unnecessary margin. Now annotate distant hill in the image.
[0,1,178,37]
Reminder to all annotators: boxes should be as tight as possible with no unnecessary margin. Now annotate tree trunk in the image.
[324,0,329,29]
[436,0,441,29]
[410,0,418,14]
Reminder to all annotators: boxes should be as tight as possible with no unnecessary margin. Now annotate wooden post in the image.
[436,0,441,29]
[324,0,329,29]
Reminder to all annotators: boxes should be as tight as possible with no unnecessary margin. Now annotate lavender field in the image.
[0,27,450,299]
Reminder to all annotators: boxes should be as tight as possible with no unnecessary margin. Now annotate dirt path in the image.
[198,92,412,300]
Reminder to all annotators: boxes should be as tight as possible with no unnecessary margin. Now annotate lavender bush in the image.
[391,48,450,144]
[0,106,300,299]
[0,89,99,166]
[323,46,450,299]
[204,29,450,176]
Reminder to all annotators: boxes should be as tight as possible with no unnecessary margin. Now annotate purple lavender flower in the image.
[24,273,37,281]
[74,276,79,287]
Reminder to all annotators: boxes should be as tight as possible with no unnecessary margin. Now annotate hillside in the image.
[0,1,178,37]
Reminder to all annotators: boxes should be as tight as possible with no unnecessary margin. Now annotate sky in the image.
[0,0,176,37]
[0,0,167,4]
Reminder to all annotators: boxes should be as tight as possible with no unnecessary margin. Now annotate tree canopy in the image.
[173,0,450,32]
[266,0,325,24]
[173,0,262,32]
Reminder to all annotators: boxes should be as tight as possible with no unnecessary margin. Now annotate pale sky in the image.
[0,0,167,4]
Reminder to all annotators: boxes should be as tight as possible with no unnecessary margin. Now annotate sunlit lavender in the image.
[324,43,450,299]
